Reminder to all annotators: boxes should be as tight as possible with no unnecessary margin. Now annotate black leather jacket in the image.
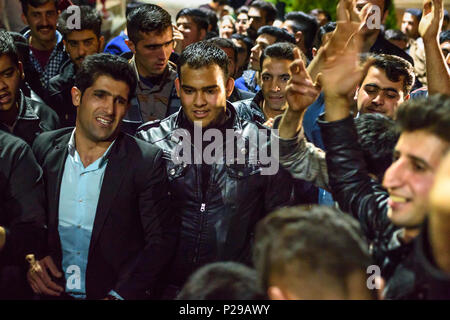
[319,115,425,299]
[0,90,60,145]
[136,104,293,290]
[232,90,266,125]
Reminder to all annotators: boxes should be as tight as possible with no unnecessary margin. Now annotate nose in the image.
[446,53,450,68]
[271,81,281,92]
[382,157,407,191]
[372,92,384,106]
[78,43,87,57]
[194,92,206,107]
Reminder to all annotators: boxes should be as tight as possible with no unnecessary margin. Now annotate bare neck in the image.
[74,130,114,168]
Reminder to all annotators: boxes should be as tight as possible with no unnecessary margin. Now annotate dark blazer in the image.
[32,128,178,299]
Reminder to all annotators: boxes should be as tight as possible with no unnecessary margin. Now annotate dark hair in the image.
[127,4,172,44]
[0,30,19,67]
[199,7,219,35]
[254,205,373,298]
[7,31,28,65]
[260,42,297,70]
[396,94,450,143]
[125,1,146,17]
[231,33,253,60]
[383,0,392,13]
[176,8,210,32]
[440,30,450,44]
[384,29,408,42]
[236,6,249,15]
[207,37,237,64]
[176,262,267,300]
[20,0,57,16]
[75,53,137,101]
[313,21,336,49]
[355,113,399,180]
[58,5,102,39]
[309,8,331,22]
[257,26,295,44]
[362,54,415,95]
[249,0,278,24]
[284,11,319,59]
[177,41,229,81]
[405,8,422,21]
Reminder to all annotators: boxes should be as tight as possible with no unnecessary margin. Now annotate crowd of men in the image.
[0,0,449,300]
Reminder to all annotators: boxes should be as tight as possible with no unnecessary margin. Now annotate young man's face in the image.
[249,34,276,71]
[401,12,420,40]
[247,7,268,39]
[383,130,449,228]
[176,15,206,50]
[22,1,58,43]
[175,64,234,128]
[236,12,249,35]
[128,26,173,78]
[0,55,23,112]
[356,66,407,118]
[71,75,130,143]
[260,57,291,112]
[440,40,450,69]
[64,30,104,68]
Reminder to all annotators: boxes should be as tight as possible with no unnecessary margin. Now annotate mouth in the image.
[95,116,114,127]
[0,92,11,104]
[38,27,53,34]
[269,95,284,101]
[192,110,210,119]
[365,106,384,114]
[388,195,412,210]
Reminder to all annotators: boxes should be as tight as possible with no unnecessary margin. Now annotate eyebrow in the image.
[144,39,173,48]
[93,89,127,101]
[364,83,399,94]
[68,37,95,42]
[0,66,14,74]
[181,85,219,90]
[408,154,432,170]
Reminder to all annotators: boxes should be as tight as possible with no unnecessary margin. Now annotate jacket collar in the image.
[130,56,178,91]
[17,90,40,121]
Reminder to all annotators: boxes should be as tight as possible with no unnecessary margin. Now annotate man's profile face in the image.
[401,12,420,39]
[247,7,268,39]
[64,30,104,68]
[0,55,23,112]
[72,75,130,143]
[22,1,58,43]
[128,26,173,78]
[175,63,234,128]
[440,40,450,69]
[357,66,406,118]
[260,57,291,112]
[176,15,206,50]
[383,130,449,228]
[250,34,276,71]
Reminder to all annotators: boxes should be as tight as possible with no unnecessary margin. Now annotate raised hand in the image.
[172,24,184,54]
[419,0,444,41]
[285,48,321,114]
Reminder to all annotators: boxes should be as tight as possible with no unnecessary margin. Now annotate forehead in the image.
[89,75,130,97]
[356,0,385,11]
[248,7,263,18]
[441,41,450,50]
[137,27,172,44]
[237,12,248,19]
[179,64,225,85]
[27,1,56,13]
[362,66,404,89]
[256,34,276,46]
[262,57,291,73]
[177,15,194,25]
[282,20,296,33]
[402,12,418,22]
[397,130,449,170]
[0,54,16,69]
[66,29,98,41]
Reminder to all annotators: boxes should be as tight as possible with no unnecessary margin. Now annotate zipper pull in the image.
[200,203,206,212]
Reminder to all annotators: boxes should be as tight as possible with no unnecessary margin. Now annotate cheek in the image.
[411,174,435,198]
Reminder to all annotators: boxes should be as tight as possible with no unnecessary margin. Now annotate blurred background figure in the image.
[219,14,236,38]
[309,8,331,27]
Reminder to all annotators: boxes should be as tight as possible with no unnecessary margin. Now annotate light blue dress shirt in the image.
[58,129,115,299]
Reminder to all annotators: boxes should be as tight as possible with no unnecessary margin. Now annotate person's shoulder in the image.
[0,130,28,152]
[27,96,58,120]
[119,133,164,164]
[33,127,72,148]
[136,113,178,143]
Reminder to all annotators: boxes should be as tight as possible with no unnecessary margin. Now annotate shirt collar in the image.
[68,129,116,167]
